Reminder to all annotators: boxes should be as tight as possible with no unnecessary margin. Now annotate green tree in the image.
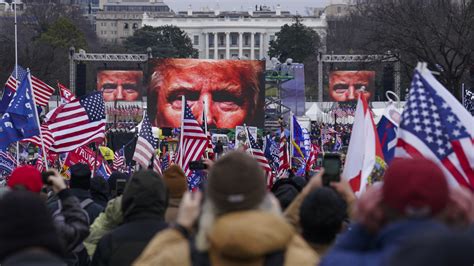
[268,16,321,62]
[124,25,198,58]
[39,17,87,49]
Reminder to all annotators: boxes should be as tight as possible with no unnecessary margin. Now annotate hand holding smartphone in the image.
[322,153,342,186]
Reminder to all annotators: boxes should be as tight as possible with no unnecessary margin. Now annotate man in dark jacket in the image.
[91,170,168,266]
[320,158,454,266]
[49,163,105,225]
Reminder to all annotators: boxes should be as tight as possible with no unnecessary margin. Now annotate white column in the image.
[204,32,209,59]
[225,32,230,59]
[238,32,243,58]
[213,32,218,59]
[250,32,255,60]
[259,33,265,59]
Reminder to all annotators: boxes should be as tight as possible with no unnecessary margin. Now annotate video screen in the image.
[147,58,266,129]
[97,70,144,102]
[328,71,375,102]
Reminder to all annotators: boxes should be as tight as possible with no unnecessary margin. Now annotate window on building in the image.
[255,34,261,46]
[132,23,138,29]
[244,35,249,46]
[219,35,224,46]
[209,35,214,46]
[193,35,199,45]
[220,54,224,59]
[124,23,129,29]
[337,6,342,13]
[231,34,237,45]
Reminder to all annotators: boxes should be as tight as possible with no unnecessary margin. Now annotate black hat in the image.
[69,163,91,190]
[0,191,63,261]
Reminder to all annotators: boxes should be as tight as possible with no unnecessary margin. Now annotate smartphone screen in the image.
[322,153,342,186]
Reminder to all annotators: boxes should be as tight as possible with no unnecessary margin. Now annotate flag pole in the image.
[289,112,294,168]
[14,0,19,165]
[203,99,209,159]
[179,95,185,168]
[27,69,49,170]
[243,124,254,157]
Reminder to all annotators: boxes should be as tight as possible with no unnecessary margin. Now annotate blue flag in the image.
[0,65,28,113]
[292,116,306,158]
[377,104,400,164]
[264,135,279,170]
[0,71,40,148]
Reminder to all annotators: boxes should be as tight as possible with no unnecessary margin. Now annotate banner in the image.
[235,126,257,150]
[62,146,103,178]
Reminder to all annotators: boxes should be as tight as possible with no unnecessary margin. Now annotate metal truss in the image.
[72,53,148,62]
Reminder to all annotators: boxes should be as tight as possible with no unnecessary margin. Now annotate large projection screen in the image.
[148,58,265,128]
[328,71,375,102]
[97,70,144,102]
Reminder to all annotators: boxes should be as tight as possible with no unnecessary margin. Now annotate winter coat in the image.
[165,197,180,223]
[52,189,90,253]
[2,249,66,266]
[84,196,123,256]
[91,170,168,266]
[320,219,451,266]
[49,188,105,225]
[134,211,319,266]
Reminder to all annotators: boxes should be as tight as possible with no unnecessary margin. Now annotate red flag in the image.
[57,82,76,103]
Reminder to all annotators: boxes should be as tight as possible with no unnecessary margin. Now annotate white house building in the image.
[142,5,327,60]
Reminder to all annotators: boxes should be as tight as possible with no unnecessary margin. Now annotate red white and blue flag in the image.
[175,101,208,178]
[395,63,474,190]
[132,113,157,168]
[246,127,274,188]
[113,147,125,171]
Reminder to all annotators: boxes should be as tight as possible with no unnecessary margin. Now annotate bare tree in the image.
[352,0,474,99]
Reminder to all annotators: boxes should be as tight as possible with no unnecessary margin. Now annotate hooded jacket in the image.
[91,170,168,266]
[134,211,319,266]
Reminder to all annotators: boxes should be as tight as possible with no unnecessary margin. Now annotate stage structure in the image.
[68,47,151,93]
[264,61,296,129]
[317,52,401,102]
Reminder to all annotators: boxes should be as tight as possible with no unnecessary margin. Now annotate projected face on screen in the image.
[149,59,265,128]
[329,71,375,102]
[97,70,143,102]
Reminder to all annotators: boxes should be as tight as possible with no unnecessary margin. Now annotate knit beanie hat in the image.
[383,158,448,217]
[0,191,63,261]
[162,164,187,198]
[207,151,266,214]
[7,166,43,193]
[69,163,91,190]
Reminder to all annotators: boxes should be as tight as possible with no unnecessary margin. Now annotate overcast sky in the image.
[164,0,330,15]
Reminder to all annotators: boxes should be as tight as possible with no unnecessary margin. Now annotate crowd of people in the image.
[1,151,474,266]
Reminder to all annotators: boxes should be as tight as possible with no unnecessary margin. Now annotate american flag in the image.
[161,153,170,170]
[22,124,54,152]
[47,92,106,153]
[153,155,162,175]
[395,64,474,189]
[132,113,157,168]
[278,127,289,178]
[246,127,274,188]
[36,149,45,173]
[0,151,16,167]
[5,65,55,106]
[306,143,320,172]
[175,101,208,177]
[113,147,125,170]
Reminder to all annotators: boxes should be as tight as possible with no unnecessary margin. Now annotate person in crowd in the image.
[134,151,319,266]
[0,191,65,265]
[271,177,303,210]
[91,170,168,266]
[320,158,457,266]
[162,164,187,222]
[149,59,265,128]
[213,140,224,159]
[49,163,104,225]
[107,171,129,198]
[6,166,90,265]
[91,175,110,208]
[97,70,143,102]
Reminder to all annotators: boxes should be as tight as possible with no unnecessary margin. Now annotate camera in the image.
[189,160,207,171]
[41,171,55,186]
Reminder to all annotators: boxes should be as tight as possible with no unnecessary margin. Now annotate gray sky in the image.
[164,0,330,15]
